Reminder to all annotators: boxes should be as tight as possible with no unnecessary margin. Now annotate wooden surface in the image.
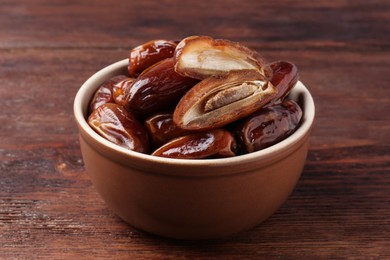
[1,0,389,258]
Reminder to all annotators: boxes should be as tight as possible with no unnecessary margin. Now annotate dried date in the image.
[234,100,302,154]
[129,39,177,77]
[173,69,277,131]
[145,113,193,147]
[123,58,198,117]
[89,75,128,112]
[268,61,299,104]
[88,103,150,153]
[174,36,270,80]
[152,129,236,159]
[112,78,135,107]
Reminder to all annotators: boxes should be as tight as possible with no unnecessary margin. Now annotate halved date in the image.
[173,69,277,131]
[123,58,198,117]
[152,129,236,159]
[129,39,177,77]
[87,103,150,153]
[268,61,299,104]
[145,113,193,147]
[234,100,302,154]
[89,75,129,112]
[174,36,270,80]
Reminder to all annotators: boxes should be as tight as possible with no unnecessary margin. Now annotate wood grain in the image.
[1,0,389,259]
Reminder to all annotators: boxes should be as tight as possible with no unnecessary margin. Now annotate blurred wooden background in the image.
[0,0,389,258]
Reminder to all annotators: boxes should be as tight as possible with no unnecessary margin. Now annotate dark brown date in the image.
[268,61,299,104]
[145,113,194,147]
[152,129,236,159]
[88,103,150,153]
[234,100,302,154]
[129,39,177,77]
[124,58,199,117]
[112,78,135,107]
[89,75,129,112]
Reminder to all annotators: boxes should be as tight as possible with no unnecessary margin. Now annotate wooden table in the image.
[1,0,389,258]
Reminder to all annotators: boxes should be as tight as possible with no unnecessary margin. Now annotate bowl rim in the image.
[74,59,315,169]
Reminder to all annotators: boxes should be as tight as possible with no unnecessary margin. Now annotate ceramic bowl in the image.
[73,59,315,240]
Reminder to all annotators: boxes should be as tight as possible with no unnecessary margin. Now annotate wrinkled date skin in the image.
[268,61,299,104]
[152,129,236,159]
[124,58,199,117]
[129,40,177,77]
[88,103,150,153]
[234,100,302,154]
[145,113,193,147]
[89,75,128,112]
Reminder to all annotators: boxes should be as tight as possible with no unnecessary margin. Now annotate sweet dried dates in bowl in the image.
[87,36,303,159]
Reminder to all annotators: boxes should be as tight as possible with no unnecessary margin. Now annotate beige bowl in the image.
[74,59,315,240]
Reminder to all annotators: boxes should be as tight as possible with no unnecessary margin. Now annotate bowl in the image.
[73,59,315,240]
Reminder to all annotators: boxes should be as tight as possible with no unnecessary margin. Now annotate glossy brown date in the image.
[123,58,199,117]
[112,78,135,107]
[129,39,177,77]
[268,61,299,104]
[173,69,276,131]
[89,75,128,112]
[234,100,302,154]
[152,129,236,159]
[88,103,150,153]
[144,113,193,147]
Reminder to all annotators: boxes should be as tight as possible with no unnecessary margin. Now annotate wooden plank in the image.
[0,0,389,258]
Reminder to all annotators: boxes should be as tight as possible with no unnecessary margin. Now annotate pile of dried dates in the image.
[87,36,302,159]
